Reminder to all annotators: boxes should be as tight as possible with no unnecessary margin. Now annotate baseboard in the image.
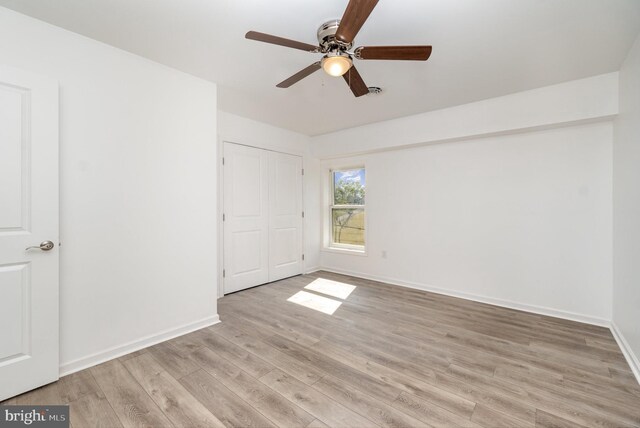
[59,314,220,377]
[610,321,640,385]
[317,266,610,327]
[304,266,321,274]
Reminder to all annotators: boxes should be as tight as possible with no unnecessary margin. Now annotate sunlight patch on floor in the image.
[287,290,342,315]
[304,278,356,300]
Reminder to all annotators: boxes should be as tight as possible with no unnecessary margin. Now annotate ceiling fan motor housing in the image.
[317,19,353,51]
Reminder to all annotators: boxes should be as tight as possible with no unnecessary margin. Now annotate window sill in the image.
[322,246,368,257]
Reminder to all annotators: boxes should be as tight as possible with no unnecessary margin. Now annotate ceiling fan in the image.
[245,0,432,97]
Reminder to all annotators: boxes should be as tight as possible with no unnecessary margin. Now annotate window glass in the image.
[331,168,365,248]
[333,169,366,205]
[332,208,365,246]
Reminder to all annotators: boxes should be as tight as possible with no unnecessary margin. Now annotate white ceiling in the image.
[1,0,639,136]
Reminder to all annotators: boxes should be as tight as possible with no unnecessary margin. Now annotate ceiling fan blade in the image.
[355,45,432,61]
[335,0,379,44]
[245,31,318,52]
[276,62,322,88]
[343,65,369,97]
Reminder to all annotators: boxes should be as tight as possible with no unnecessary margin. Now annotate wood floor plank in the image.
[13,382,64,405]
[306,319,531,425]
[219,299,320,347]
[58,370,104,404]
[609,366,640,387]
[68,392,124,428]
[122,353,226,428]
[318,329,450,379]
[179,369,278,428]
[535,409,589,428]
[492,365,640,423]
[587,336,625,352]
[528,340,629,368]
[394,323,611,381]
[493,364,640,427]
[191,346,315,427]
[312,374,425,428]
[147,341,200,379]
[493,365,564,387]
[90,359,173,428]
[309,338,477,419]
[431,366,536,425]
[210,321,325,385]
[471,404,534,428]
[306,419,331,428]
[391,392,481,428]
[264,333,404,404]
[428,323,613,377]
[168,330,207,354]
[562,371,640,398]
[260,369,375,428]
[198,330,276,378]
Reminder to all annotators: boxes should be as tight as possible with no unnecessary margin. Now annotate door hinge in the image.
[223,269,226,278]
[302,254,305,261]
[222,157,225,165]
[302,211,305,218]
[302,168,304,176]
[223,213,225,221]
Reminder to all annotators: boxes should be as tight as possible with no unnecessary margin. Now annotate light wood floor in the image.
[3,271,640,427]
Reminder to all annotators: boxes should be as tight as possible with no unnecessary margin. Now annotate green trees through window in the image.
[334,177,365,205]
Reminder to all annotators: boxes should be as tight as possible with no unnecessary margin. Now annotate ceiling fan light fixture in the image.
[321,52,353,77]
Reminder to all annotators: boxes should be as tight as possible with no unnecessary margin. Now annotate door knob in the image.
[25,241,55,251]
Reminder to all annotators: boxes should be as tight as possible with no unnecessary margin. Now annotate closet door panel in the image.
[268,151,303,282]
[223,143,269,293]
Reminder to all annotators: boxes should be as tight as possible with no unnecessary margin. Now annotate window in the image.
[330,167,365,250]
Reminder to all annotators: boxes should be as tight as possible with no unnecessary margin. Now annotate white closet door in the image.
[268,151,303,282]
[223,143,269,294]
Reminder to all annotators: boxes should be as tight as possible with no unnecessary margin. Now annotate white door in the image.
[223,143,303,294]
[0,66,59,401]
[268,151,303,282]
[223,143,269,293]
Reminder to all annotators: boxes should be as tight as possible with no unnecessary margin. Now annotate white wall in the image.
[0,8,219,374]
[313,76,618,325]
[613,33,640,378]
[319,123,613,323]
[217,111,321,282]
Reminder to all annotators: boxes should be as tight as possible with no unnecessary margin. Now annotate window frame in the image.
[327,166,367,253]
